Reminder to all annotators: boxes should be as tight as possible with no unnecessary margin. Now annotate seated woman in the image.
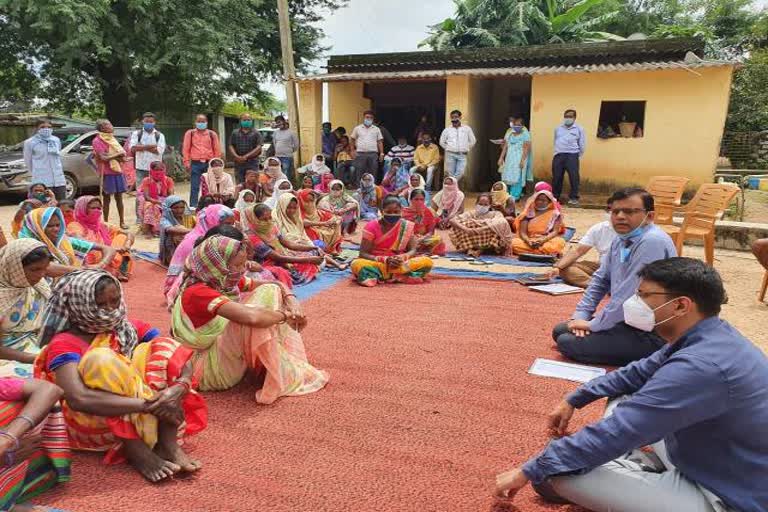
[67,196,135,282]
[431,176,465,229]
[137,161,174,238]
[297,154,332,186]
[351,195,434,287]
[356,173,384,221]
[380,158,410,195]
[511,190,566,256]
[19,207,114,277]
[263,157,287,194]
[490,180,517,230]
[264,178,293,210]
[0,240,53,379]
[399,173,426,205]
[313,172,334,195]
[402,189,446,256]
[169,234,329,402]
[0,377,71,511]
[449,193,515,258]
[236,169,265,203]
[200,158,235,205]
[164,204,234,302]
[244,203,327,285]
[159,196,196,267]
[297,189,343,254]
[300,175,315,191]
[234,189,258,226]
[274,194,348,270]
[318,180,359,236]
[11,198,42,239]
[26,183,57,207]
[34,270,207,482]
[58,199,75,226]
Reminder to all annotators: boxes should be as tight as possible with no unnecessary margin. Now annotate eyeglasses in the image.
[610,208,647,216]
[637,291,675,299]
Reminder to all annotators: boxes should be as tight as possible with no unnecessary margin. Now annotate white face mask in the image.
[622,294,680,332]
[476,205,490,215]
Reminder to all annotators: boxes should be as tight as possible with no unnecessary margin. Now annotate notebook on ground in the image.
[514,276,559,286]
[528,358,606,383]
[529,283,584,295]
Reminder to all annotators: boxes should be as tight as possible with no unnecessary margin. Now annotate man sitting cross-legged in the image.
[552,187,676,366]
[496,257,768,512]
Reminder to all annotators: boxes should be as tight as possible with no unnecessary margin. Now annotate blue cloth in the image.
[523,317,768,512]
[23,135,66,187]
[189,160,207,207]
[501,129,532,194]
[102,174,127,194]
[444,151,467,180]
[553,123,586,156]
[573,224,676,332]
[278,156,294,181]
[322,132,337,157]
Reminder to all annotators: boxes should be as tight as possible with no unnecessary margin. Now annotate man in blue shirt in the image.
[22,119,67,200]
[496,258,768,512]
[552,109,586,206]
[553,187,676,366]
[321,122,337,165]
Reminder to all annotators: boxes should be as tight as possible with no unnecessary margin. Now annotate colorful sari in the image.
[34,270,207,464]
[0,240,51,378]
[314,173,334,195]
[170,236,328,402]
[18,207,92,266]
[350,219,434,286]
[297,189,342,253]
[402,193,445,256]
[499,127,533,199]
[449,208,515,255]
[511,190,566,256]
[138,163,174,233]
[355,174,384,220]
[67,195,133,277]
[164,204,234,301]
[158,195,196,267]
[381,163,411,195]
[317,180,359,234]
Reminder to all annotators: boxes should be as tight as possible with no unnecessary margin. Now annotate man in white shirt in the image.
[439,110,476,181]
[350,110,384,186]
[548,198,616,288]
[130,112,166,221]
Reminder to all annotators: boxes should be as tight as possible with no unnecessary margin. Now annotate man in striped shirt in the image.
[385,136,415,173]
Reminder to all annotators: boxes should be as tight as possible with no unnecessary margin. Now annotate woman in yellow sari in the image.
[511,190,566,256]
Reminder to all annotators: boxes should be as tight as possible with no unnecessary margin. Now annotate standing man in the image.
[350,110,384,184]
[439,110,476,182]
[182,114,221,208]
[23,120,67,200]
[272,115,300,182]
[552,109,586,206]
[321,122,337,167]
[229,113,262,184]
[129,112,166,222]
[412,133,441,191]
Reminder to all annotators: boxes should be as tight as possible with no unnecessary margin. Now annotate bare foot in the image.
[123,439,180,482]
[155,442,202,473]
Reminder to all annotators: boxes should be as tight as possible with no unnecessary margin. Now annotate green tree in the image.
[726,49,768,131]
[0,0,343,124]
[420,0,623,50]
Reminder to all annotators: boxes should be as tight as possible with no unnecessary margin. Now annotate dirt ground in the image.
[1,183,765,350]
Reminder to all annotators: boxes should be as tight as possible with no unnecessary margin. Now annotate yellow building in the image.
[296,38,735,193]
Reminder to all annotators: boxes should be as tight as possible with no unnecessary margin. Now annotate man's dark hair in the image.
[609,187,654,212]
[363,110,375,117]
[21,246,52,267]
[450,109,462,117]
[142,112,156,120]
[564,109,577,117]
[194,224,244,248]
[334,126,346,135]
[638,257,726,316]
[382,194,402,209]
[274,115,286,122]
[254,203,271,218]
[322,122,331,128]
[198,195,216,210]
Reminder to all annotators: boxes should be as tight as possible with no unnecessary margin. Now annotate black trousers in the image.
[51,185,67,201]
[552,321,666,366]
[551,153,580,201]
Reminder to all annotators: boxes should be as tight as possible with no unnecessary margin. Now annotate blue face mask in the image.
[617,216,648,262]
[363,118,373,127]
[38,128,53,139]
[195,122,207,130]
[383,214,401,223]
[143,122,155,131]
[564,118,575,127]
[511,125,523,133]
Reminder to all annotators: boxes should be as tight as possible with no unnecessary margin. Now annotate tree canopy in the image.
[0,0,344,124]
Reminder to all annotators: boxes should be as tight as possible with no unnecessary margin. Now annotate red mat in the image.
[39,262,599,511]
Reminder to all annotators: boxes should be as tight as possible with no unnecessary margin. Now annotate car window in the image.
[78,134,97,148]
[54,132,84,146]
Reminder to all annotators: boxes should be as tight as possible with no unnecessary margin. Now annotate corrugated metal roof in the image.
[298,59,734,82]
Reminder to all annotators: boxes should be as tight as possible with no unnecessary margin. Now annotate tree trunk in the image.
[99,61,133,126]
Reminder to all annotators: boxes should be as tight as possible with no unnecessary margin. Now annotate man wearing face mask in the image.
[439,110,476,182]
[350,110,384,183]
[495,257,768,512]
[130,112,166,222]
[228,113,262,184]
[182,114,222,208]
[412,133,441,190]
[23,120,67,200]
[552,109,586,206]
[552,187,676,366]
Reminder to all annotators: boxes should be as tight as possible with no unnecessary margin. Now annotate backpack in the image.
[184,129,217,150]
[134,129,161,146]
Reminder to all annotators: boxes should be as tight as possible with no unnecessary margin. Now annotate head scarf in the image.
[0,239,52,312]
[244,204,286,252]
[235,189,257,221]
[491,181,510,208]
[18,207,77,266]
[179,235,246,302]
[145,161,171,200]
[311,154,327,173]
[296,189,321,222]
[273,193,312,244]
[265,179,293,209]
[74,195,113,244]
[167,204,234,277]
[432,177,465,217]
[314,173,334,194]
[161,195,189,228]
[38,269,138,356]
[515,190,563,233]
[534,181,553,193]
[264,157,287,181]
[404,173,426,198]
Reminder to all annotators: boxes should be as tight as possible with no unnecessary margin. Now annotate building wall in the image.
[328,82,371,136]
[298,81,323,165]
[530,66,734,191]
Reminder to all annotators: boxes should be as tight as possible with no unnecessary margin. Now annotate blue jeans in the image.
[134,168,148,222]
[445,151,467,180]
[278,157,294,182]
[189,160,208,208]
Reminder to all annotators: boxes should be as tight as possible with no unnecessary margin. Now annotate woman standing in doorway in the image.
[497,115,532,200]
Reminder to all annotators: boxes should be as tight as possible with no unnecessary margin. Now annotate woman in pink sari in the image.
[314,173,334,195]
[138,161,174,237]
[431,176,465,229]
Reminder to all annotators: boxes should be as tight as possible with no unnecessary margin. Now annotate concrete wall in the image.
[298,81,323,165]
[530,66,734,192]
[328,82,371,136]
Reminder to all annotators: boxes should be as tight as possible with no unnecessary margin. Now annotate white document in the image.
[529,283,584,295]
[528,358,606,383]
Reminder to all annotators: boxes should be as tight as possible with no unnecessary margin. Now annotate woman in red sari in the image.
[296,189,343,254]
[138,161,174,237]
[402,189,446,255]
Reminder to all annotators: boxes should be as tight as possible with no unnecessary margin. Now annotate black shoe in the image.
[531,480,570,504]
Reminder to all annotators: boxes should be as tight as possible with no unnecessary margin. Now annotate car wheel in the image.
[64,173,79,199]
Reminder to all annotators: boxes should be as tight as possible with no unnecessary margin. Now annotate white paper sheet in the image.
[528,358,606,383]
